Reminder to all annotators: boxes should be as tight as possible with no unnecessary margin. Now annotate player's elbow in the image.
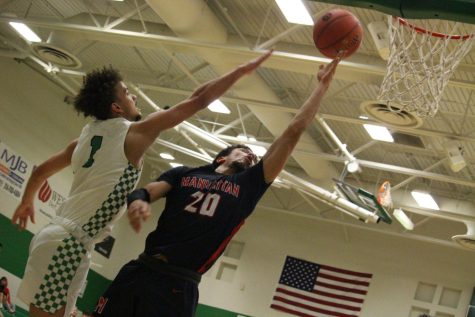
[190,94,212,111]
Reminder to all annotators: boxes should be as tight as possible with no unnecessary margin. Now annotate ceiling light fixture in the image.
[237,134,267,157]
[160,153,175,160]
[208,99,230,114]
[411,191,439,210]
[275,0,314,25]
[363,124,394,142]
[9,22,41,42]
[169,162,184,168]
[393,208,414,230]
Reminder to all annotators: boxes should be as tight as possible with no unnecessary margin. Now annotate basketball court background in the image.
[0,1,475,316]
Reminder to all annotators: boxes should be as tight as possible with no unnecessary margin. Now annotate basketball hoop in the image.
[377,16,475,117]
[376,180,393,211]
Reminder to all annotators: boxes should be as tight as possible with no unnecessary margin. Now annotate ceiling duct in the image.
[392,132,426,149]
[361,100,423,128]
[31,43,81,69]
[452,221,475,250]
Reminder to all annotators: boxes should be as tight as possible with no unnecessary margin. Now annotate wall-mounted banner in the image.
[36,179,66,220]
[0,141,66,221]
[0,141,33,200]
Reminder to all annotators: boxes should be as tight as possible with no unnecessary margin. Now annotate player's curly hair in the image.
[212,144,251,167]
[73,66,123,120]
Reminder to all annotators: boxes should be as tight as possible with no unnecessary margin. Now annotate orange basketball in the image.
[313,9,363,59]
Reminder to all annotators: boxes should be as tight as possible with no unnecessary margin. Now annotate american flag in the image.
[271,256,372,317]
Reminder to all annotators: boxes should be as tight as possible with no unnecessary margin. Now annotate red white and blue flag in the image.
[271,256,372,317]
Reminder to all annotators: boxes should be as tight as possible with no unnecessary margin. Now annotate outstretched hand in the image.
[12,202,35,230]
[241,49,273,74]
[317,54,341,85]
[128,200,151,233]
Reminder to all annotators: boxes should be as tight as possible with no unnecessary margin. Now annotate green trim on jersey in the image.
[82,164,140,237]
[32,164,139,314]
[33,236,86,313]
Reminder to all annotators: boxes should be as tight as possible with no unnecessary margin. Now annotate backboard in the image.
[333,179,392,224]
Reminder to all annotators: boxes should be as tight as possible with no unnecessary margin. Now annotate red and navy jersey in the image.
[144,160,271,273]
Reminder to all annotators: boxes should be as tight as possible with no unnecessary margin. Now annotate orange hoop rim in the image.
[393,16,474,40]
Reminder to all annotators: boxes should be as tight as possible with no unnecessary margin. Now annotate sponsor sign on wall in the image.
[0,141,66,220]
[0,141,32,200]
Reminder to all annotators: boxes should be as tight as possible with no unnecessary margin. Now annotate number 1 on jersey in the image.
[184,191,221,217]
[82,135,103,168]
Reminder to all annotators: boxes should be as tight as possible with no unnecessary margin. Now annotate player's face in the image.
[226,147,257,172]
[114,81,142,121]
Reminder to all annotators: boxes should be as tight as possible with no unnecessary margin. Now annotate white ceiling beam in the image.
[213,112,253,135]
[392,159,447,191]
[0,16,473,90]
[137,84,475,143]
[217,134,475,188]
[104,2,149,29]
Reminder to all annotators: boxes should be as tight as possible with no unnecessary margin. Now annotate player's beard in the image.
[229,160,247,173]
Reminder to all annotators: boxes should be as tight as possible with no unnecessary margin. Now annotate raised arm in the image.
[12,139,78,230]
[262,57,340,183]
[125,50,273,165]
[127,180,172,233]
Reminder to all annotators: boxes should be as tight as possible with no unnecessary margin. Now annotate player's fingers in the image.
[19,218,26,230]
[30,212,35,224]
[246,49,273,71]
[128,214,136,223]
[336,50,347,59]
[139,204,148,213]
[143,210,151,221]
[128,205,139,215]
[130,209,140,220]
[129,216,140,232]
[261,49,273,61]
[255,49,273,63]
[130,222,139,233]
[133,220,141,233]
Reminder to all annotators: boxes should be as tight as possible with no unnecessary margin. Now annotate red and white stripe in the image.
[271,265,372,317]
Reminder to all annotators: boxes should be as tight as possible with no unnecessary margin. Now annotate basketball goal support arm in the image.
[309,0,475,25]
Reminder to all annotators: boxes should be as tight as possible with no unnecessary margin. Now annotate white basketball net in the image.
[378,16,475,117]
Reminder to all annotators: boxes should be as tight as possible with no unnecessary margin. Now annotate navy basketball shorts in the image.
[92,260,199,317]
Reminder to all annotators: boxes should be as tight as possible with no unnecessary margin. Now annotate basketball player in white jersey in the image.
[11,51,272,317]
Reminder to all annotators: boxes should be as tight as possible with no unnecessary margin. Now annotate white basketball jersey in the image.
[57,117,141,240]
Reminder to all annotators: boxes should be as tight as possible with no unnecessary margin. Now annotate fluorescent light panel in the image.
[159,153,175,160]
[363,124,394,142]
[248,144,267,157]
[411,191,439,210]
[169,162,183,168]
[9,22,41,42]
[393,208,414,230]
[237,134,267,157]
[275,0,314,25]
[208,100,230,114]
